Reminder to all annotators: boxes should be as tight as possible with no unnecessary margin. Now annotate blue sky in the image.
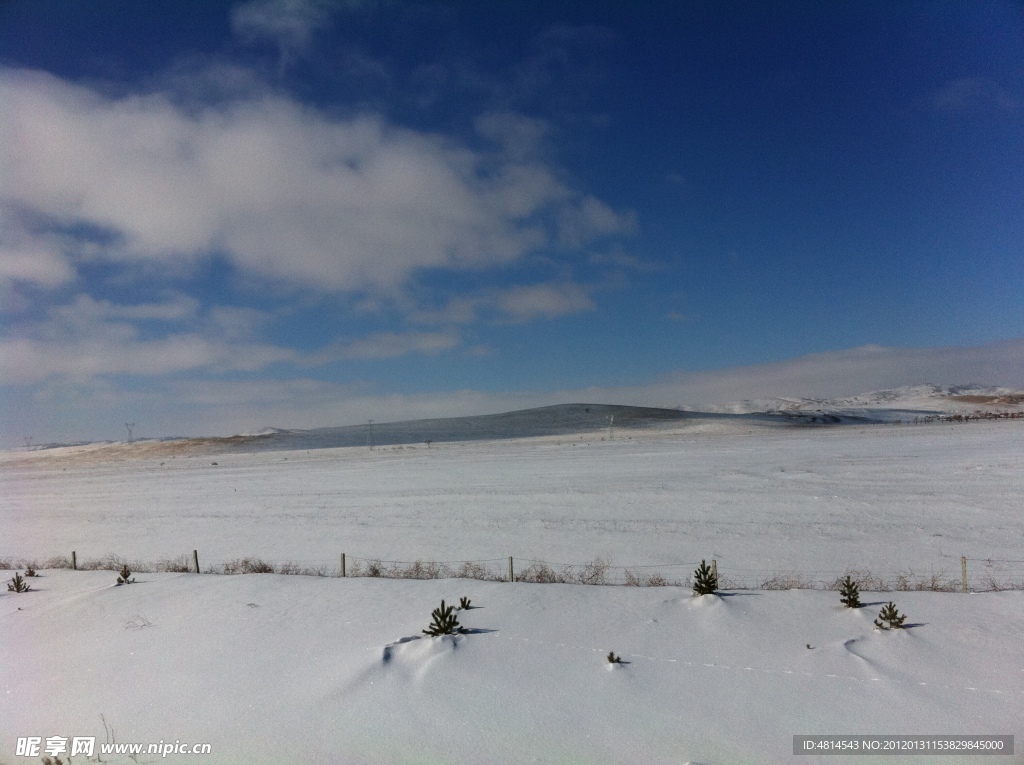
[1,0,1022,445]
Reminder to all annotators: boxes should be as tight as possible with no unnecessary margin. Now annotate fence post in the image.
[71,551,77,570]
[711,558,718,583]
[340,553,346,578]
[961,556,968,593]
[193,549,200,574]
[508,556,514,583]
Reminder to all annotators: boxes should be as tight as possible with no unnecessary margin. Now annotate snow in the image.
[2,572,1021,764]
[709,384,1024,421]
[2,411,1023,763]
[3,420,1022,579]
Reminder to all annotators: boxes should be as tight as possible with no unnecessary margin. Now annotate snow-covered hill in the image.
[8,385,1023,462]
[3,400,1022,763]
[707,383,1024,420]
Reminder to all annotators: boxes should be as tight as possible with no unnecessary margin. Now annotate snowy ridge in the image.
[9,385,1023,461]
[705,383,1024,420]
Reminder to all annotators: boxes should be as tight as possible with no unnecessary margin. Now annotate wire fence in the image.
[3,552,1023,592]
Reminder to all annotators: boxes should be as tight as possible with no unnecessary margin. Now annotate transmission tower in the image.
[125,422,135,444]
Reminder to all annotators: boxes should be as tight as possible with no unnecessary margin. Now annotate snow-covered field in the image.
[2,572,1021,764]
[2,417,1023,763]
[2,419,1022,581]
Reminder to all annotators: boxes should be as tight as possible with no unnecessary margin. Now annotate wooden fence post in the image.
[193,549,200,574]
[508,556,514,583]
[961,556,968,593]
[711,558,718,583]
[340,553,346,578]
[71,551,77,570]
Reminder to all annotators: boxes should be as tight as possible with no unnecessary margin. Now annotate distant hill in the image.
[191,403,697,453]
[703,384,1024,421]
[8,385,1022,461]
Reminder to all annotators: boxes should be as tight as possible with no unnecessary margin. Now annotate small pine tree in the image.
[692,559,718,595]
[116,565,135,585]
[8,573,32,592]
[458,596,472,610]
[423,600,466,636]
[839,575,861,608]
[24,566,37,577]
[874,602,907,630]
[607,651,622,664]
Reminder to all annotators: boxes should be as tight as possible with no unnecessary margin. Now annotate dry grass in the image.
[760,572,815,590]
[827,569,892,592]
[5,553,1022,590]
[893,570,960,592]
[516,562,570,584]
[156,555,193,573]
[80,554,151,573]
[623,569,676,587]
[576,556,611,585]
[221,557,276,574]
[454,560,505,581]
[0,555,74,571]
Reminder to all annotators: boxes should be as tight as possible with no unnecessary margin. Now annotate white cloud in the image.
[494,282,594,322]
[0,236,76,288]
[0,67,631,297]
[932,78,1019,112]
[558,195,636,249]
[0,291,462,384]
[311,331,460,362]
[231,0,336,62]
[412,281,595,325]
[0,329,296,385]
[588,249,660,272]
[51,293,201,324]
[475,111,551,160]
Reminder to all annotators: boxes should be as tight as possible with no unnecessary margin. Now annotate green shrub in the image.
[874,602,907,630]
[423,600,466,636]
[839,575,861,608]
[7,573,31,592]
[692,559,718,595]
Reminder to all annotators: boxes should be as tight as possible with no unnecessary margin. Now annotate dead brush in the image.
[516,562,570,584]
[456,561,503,581]
[352,559,384,578]
[222,557,276,574]
[156,555,192,573]
[828,569,890,593]
[623,569,672,587]
[575,556,611,585]
[894,570,958,592]
[760,572,815,590]
[392,560,453,580]
[82,554,152,573]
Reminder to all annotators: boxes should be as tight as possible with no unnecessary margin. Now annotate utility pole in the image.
[367,419,374,451]
[23,436,33,451]
[608,415,614,441]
